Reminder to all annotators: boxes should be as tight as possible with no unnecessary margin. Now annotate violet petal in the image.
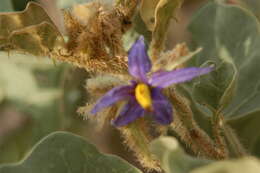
[128,36,151,82]
[151,88,173,124]
[149,67,213,88]
[91,85,133,114]
[112,99,145,127]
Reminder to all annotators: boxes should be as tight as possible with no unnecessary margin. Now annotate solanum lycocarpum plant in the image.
[1,0,260,173]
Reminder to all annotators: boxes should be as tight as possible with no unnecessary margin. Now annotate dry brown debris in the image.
[51,1,138,75]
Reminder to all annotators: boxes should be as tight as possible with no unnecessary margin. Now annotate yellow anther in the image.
[135,83,153,110]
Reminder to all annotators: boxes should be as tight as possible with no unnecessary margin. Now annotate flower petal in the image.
[91,85,134,114]
[128,36,151,82]
[112,99,145,127]
[149,67,213,88]
[151,88,173,124]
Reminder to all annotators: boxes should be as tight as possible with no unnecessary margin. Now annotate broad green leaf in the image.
[191,157,260,173]
[228,111,260,154]
[188,1,260,117]
[0,132,142,173]
[192,62,237,110]
[0,2,64,55]
[150,137,211,173]
[151,137,260,173]
[237,0,260,19]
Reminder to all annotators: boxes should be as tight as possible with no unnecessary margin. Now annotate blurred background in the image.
[0,0,247,171]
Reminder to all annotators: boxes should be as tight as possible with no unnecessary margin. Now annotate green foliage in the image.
[0,132,142,173]
[2,133,260,173]
[189,1,260,117]
[151,137,260,173]
[228,111,260,155]
[237,0,260,19]
[1,0,260,173]
[191,157,260,173]
[188,1,260,157]
[0,51,86,165]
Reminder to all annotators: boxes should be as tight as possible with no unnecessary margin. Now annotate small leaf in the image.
[140,0,160,31]
[150,0,184,61]
[192,62,237,110]
[0,132,142,173]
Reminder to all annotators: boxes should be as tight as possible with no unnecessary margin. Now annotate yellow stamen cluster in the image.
[135,83,153,110]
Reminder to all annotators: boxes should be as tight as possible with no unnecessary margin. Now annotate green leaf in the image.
[191,157,260,173]
[237,0,260,19]
[188,1,260,117]
[192,62,237,110]
[228,111,260,154]
[151,137,260,173]
[0,132,142,173]
[150,137,211,173]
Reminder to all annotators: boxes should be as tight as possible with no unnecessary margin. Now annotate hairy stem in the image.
[213,110,246,157]
[119,119,161,171]
[168,88,227,159]
[211,109,229,158]
[222,123,247,157]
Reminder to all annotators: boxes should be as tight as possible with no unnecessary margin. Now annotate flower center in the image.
[135,83,152,110]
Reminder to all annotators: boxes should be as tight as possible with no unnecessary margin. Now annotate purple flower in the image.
[91,36,212,127]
